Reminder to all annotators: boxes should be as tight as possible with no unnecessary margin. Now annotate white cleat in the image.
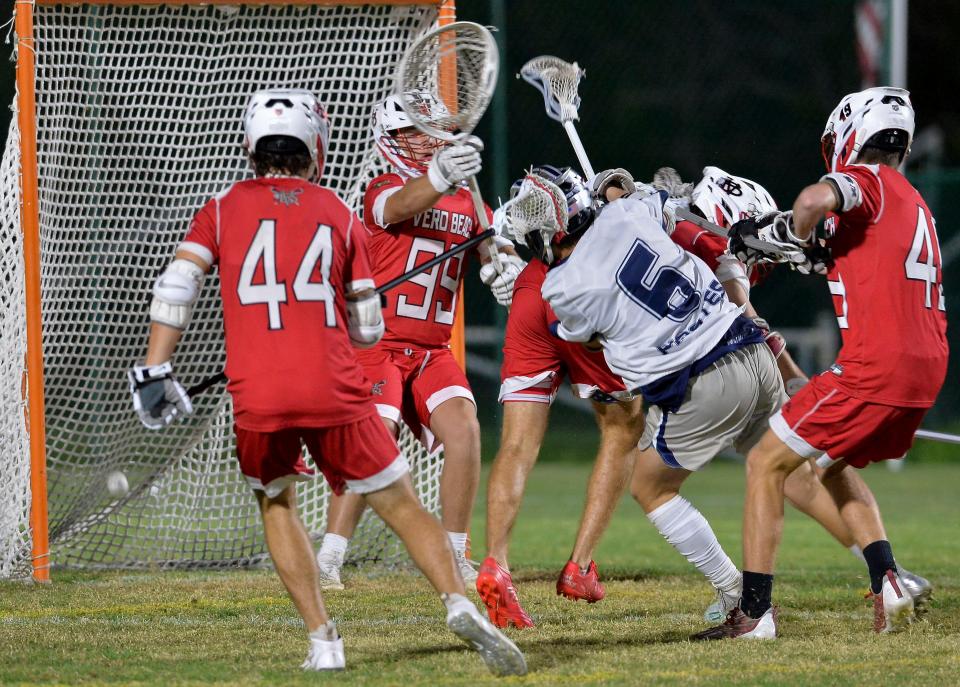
[704,583,741,622]
[446,598,528,676]
[873,569,915,633]
[455,549,479,584]
[316,551,344,591]
[898,567,933,618]
[301,636,346,671]
[691,606,778,641]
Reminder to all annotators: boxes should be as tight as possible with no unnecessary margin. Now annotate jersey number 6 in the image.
[616,239,701,322]
[237,219,337,330]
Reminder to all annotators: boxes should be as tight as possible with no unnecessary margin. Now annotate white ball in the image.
[106,470,129,498]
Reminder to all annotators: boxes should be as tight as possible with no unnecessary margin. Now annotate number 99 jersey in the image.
[541,193,742,393]
[363,173,490,348]
[181,177,376,431]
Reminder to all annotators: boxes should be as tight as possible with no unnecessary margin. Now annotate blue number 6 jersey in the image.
[541,193,742,392]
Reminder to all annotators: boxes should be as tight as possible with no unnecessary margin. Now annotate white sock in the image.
[646,495,741,593]
[441,592,473,613]
[309,620,339,641]
[849,544,866,563]
[447,531,468,555]
[318,533,348,565]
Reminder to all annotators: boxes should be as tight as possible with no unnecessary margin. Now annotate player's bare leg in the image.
[783,459,855,548]
[257,486,344,670]
[365,473,526,676]
[630,446,742,621]
[317,417,399,590]
[477,401,549,628]
[430,396,482,581]
[560,398,643,603]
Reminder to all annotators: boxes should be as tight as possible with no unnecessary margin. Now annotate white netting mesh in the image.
[519,56,584,123]
[397,21,498,141]
[503,174,567,241]
[0,2,446,578]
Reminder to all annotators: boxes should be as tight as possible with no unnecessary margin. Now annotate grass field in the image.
[2,459,959,686]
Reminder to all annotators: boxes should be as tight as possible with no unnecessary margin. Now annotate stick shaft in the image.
[562,120,595,178]
[468,176,503,271]
[187,228,495,398]
[674,207,729,238]
[914,428,960,445]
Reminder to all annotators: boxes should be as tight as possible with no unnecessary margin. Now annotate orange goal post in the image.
[2,0,465,582]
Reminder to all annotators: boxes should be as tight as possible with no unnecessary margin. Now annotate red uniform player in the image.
[315,91,524,589]
[128,89,525,675]
[698,87,948,641]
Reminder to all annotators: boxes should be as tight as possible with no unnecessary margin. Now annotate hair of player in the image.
[249,136,313,178]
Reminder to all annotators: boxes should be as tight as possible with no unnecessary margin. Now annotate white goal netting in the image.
[0,2,447,578]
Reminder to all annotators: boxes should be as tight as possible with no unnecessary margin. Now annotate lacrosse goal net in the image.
[0,0,462,580]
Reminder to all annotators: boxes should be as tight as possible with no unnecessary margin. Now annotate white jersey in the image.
[541,192,742,392]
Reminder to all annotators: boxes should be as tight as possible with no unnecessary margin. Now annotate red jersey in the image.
[363,173,489,348]
[821,163,948,407]
[182,177,376,431]
[671,220,728,273]
[501,260,627,398]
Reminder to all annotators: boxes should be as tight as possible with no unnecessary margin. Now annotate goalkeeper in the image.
[128,89,525,676]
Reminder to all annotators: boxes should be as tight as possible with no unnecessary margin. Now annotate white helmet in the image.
[243,88,331,178]
[690,166,777,228]
[821,87,914,173]
[372,90,450,177]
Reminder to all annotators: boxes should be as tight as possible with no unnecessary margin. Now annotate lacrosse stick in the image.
[396,21,503,272]
[520,56,595,179]
[497,172,568,249]
[186,227,496,398]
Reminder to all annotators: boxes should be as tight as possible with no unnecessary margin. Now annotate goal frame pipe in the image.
[16,0,51,583]
[15,0,459,581]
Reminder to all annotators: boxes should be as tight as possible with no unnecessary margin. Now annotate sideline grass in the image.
[1,461,958,685]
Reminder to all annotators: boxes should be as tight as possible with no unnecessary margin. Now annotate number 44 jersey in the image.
[181,176,377,431]
[363,173,490,348]
[542,193,742,393]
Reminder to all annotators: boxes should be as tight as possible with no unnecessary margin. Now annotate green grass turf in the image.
[1,461,959,686]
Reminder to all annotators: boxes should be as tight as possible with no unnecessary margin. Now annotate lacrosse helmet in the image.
[509,164,596,264]
[690,166,778,228]
[243,88,331,178]
[373,91,450,177]
[821,87,914,173]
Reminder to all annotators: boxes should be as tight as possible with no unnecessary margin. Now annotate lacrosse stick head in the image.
[396,21,499,142]
[502,165,595,263]
[519,56,584,123]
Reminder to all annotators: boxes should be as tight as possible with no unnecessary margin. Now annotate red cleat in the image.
[556,559,605,603]
[475,557,535,629]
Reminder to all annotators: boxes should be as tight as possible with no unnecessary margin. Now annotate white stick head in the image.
[500,172,568,263]
[519,56,584,124]
[396,21,499,142]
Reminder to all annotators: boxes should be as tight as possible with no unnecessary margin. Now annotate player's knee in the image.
[745,435,804,477]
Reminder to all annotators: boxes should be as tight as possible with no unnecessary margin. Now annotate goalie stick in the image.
[187,228,496,399]
[396,21,503,273]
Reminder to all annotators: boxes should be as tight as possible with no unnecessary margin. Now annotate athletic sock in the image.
[309,620,339,641]
[447,531,468,555]
[849,544,866,563]
[646,495,741,594]
[863,540,897,594]
[318,533,348,565]
[441,592,473,614]
[740,571,774,619]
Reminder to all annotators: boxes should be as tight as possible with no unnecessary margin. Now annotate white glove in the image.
[128,361,193,430]
[427,136,484,193]
[479,254,526,307]
[728,210,810,268]
[589,167,636,200]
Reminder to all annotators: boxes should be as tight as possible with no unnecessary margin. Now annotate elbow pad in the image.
[819,172,862,213]
[347,293,384,348]
[150,259,205,330]
[715,255,750,297]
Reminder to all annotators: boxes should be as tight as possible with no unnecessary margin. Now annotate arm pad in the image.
[150,259,205,330]
[715,255,750,296]
[347,293,384,348]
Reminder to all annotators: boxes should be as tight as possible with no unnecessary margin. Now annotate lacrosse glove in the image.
[427,136,484,193]
[128,361,193,430]
[480,254,527,307]
[589,168,636,200]
[727,211,809,268]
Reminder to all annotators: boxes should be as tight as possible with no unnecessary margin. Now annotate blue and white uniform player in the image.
[502,165,784,626]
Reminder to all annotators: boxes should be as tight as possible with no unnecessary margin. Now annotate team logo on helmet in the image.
[716,177,743,196]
